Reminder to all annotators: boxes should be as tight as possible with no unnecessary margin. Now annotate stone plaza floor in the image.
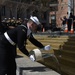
[16,54,60,75]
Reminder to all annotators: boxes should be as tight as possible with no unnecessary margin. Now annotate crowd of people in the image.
[60,12,75,31]
[0,17,28,34]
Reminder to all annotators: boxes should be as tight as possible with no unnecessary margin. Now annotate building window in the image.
[51,14,56,26]
[61,0,63,2]
[61,6,63,10]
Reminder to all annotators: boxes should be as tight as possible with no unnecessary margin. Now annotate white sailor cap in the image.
[30,16,40,25]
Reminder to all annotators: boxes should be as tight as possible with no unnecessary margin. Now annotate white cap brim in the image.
[30,16,40,25]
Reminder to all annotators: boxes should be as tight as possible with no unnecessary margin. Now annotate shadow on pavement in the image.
[19,66,51,75]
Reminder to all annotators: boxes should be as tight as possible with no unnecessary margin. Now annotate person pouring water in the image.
[0,16,50,75]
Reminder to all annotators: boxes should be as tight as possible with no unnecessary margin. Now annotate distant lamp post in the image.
[73,0,74,15]
[70,0,74,15]
[68,0,74,17]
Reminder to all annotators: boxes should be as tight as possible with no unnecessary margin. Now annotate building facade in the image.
[49,0,75,28]
[0,0,75,30]
[49,0,68,28]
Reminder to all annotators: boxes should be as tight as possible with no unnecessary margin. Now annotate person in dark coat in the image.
[60,16,68,30]
[0,16,50,75]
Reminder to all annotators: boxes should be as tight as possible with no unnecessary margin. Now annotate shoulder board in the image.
[20,24,27,29]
